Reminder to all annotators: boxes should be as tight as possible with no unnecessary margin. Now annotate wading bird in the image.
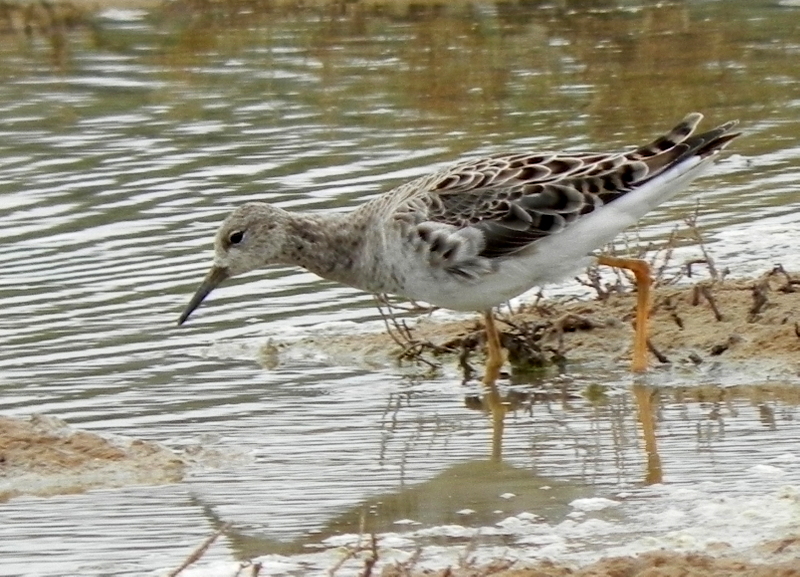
[178,113,739,381]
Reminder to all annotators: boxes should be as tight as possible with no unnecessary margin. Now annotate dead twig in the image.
[651,226,683,287]
[684,204,720,280]
[498,317,553,369]
[647,338,669,364]
[397,341,442,369]
[688,351,704,365]
[710,342,729,356]
[328,546,360,577]
[382,545,423,577]
[328,529,379,577]
[374,294,442,369]
[769,264,800,293]
[685,258,712,278]
[700,285,724,321]
[360,534,379,577]
[167,524,230,577]
[374,295,414,347]
[328,512,380,577]
[691,285,701,306]
[233,561,262,577]
[575,265,610,301]
[659,296,684,329]
[457,531,480,569]
[555,313,595,332]
[748,281,770,322]
[458,336,476,384]
[691,284,724,321]
[711,335,741,356]
[530,287,545,308]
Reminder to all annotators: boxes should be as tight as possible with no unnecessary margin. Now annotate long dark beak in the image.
[177,266,230,325]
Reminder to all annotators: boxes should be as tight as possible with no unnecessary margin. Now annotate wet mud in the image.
[0,414,185,501]
[282,269,800,379]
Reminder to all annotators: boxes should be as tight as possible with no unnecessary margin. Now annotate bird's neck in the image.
[281,211,366,287]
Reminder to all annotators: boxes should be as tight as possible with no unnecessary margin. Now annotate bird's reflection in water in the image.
[193,377,800,562]
[632,383,663,485]
[476,381,506,463]
[196,458,594,561]
[465,377,663,484]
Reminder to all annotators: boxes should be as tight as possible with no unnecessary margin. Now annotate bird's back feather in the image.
[394,113,739,265]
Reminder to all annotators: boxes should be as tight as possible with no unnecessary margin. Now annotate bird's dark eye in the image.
[228,230,245,245]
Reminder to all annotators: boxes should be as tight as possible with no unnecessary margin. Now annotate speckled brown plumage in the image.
[178,113,739,325]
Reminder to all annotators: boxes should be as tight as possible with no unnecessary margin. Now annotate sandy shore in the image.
[281,268,800,378]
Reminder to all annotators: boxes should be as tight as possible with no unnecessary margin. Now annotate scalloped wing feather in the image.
[397,113,738,266]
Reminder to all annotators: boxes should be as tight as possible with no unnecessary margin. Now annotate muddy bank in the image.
[167,531,800,577]
[278,269,800,378]
[390,548,800,577]
[0,414,185,501]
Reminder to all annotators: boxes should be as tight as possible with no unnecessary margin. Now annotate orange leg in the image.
[482,310,505,385]
[633,384,663,484]
[597,255,652,372]
[482,310,506,461]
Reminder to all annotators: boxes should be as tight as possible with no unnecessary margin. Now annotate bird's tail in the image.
[632,113,741,182]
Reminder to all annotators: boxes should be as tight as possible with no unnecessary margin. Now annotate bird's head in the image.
[177,202,289,325]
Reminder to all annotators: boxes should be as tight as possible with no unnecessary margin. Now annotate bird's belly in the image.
[397,253,593,311]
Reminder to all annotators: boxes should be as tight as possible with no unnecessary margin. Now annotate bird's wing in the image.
[396,113,738,261]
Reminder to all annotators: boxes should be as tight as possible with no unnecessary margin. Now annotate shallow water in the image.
[0,1,799,575]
